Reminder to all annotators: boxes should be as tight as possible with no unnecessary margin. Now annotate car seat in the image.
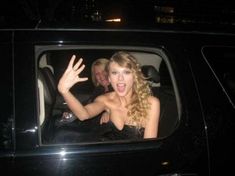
[38,67,56,124]
[38,67,57,143]
[141,64,178,138]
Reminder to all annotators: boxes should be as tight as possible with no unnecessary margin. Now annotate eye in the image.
[111,71,117,75]
[124,70,131,74]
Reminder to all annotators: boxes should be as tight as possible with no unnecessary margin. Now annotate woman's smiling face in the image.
[93,65,109,87]
[108,61,134,97]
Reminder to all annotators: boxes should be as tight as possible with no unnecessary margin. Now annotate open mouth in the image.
[117,83,126,93]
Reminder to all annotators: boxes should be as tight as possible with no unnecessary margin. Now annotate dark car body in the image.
[0,25,235,176]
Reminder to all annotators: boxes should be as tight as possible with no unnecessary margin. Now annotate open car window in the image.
[36,46,180,145]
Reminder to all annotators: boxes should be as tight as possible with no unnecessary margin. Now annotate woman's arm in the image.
[58,55,105,121]
[144,96,160,139]
[99,111,110,124]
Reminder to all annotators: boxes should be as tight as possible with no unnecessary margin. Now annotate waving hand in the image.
[58,55,88,94]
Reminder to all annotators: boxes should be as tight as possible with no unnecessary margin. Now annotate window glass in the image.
[202,46,235,106]
[36,47,178,145]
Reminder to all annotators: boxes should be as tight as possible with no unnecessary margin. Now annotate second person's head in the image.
[91,58,110,88]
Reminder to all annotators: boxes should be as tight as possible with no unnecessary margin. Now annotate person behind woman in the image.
[85,58,113,124]
[58,51,160,139]
[85,58,113,104]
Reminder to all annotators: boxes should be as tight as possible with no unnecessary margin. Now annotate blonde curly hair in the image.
[107,51,152,127]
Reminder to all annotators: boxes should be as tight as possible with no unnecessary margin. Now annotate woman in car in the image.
[58,51,160,139]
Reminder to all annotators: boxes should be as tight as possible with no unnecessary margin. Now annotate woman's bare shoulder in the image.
[95,91,115,102]
[148,95,160,105]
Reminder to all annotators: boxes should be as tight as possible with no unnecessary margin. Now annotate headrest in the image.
[141,65,160,83]
[40,67,57,93]
[38,68,56,105]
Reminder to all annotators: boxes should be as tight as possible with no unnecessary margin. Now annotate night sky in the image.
[1,0,234,28]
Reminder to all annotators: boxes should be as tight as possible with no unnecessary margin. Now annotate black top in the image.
[53,119,145,143]
[99,121,144,141]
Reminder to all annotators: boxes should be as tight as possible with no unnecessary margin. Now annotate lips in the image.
[101,80,109,85]
[99,78,108,85]
[116,83,126,93]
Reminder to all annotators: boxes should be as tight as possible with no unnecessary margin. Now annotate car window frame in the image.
[35,45,181,147]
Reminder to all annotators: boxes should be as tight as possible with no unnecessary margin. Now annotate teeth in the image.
[117,83,125,87]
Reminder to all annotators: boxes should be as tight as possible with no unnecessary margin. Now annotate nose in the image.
[118,73,124,81]
[96,74,101,80]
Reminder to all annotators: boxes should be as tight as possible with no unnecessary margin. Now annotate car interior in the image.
[37,48,179,145]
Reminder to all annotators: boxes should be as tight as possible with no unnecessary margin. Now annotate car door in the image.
[11,29,209,176]
[0,30,14,172]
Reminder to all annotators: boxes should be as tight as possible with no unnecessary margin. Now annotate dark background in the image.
[1,0,235,28]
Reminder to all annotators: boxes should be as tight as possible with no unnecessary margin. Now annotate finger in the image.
[67,55,76,70]
[73,58,83,70]
[75,64,86,75]
[100,118,103,124]
[104,117,108,123]
[105,115,109,122]
[78,77,88,82]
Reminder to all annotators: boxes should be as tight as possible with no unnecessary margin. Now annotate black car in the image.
[1,2,235,176]
[0,26,235,176]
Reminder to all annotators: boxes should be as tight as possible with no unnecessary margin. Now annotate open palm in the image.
[58,55,88,94]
